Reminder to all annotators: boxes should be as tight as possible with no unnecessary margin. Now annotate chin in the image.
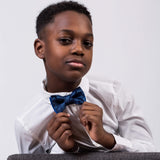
[64,72,86,83]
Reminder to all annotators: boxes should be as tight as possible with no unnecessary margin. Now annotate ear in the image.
[34,38,45,59]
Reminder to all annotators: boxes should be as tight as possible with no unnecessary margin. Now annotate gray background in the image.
[0,0,160,159]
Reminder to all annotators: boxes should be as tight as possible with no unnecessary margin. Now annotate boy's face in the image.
[35,11,93,83]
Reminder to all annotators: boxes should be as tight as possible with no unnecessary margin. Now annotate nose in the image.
[71,40,84,56]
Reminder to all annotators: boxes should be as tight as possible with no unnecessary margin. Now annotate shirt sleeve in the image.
[15,118,47,153]
[111,83,156,152]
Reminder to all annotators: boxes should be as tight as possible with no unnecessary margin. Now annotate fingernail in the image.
[67,113,70,117]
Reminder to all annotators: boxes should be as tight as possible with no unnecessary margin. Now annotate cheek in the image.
[86,52,93,65]
[45,46,63,61]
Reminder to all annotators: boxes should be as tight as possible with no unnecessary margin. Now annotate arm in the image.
[15,118,47,153]
[112,88,155,152]
[79,93,155,152]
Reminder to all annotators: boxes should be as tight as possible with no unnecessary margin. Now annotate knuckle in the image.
[79,112,84,118]
[64,130,72,136]
[85,114,89,118]
[55,118,61,123]
[61,123,67,129]
[62,123,70,130]
[98,107,103,114]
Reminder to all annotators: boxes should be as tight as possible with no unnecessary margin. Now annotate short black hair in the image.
[36,1,92,38]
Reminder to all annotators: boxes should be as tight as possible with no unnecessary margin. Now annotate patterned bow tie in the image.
[49,87,86,113]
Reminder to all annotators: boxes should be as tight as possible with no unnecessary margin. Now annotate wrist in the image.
[98,130,116,149]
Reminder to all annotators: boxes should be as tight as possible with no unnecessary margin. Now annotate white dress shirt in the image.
[15,77,155,153]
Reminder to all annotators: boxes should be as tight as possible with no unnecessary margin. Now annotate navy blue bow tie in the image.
[49,87,86,113]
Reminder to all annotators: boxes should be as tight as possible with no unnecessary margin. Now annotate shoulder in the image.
[88,76,122,96]
[87,76,134,112]
[17,93,46,120]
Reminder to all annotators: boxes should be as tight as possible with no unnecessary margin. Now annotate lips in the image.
[66,59,85,68]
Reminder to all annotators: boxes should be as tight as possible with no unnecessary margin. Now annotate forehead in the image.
[44,11,93,37]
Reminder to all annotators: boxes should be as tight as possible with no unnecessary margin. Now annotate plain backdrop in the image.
[0,0,160,159]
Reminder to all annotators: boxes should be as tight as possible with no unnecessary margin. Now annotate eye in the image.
[58,38,72,45]
[83,40,93,49]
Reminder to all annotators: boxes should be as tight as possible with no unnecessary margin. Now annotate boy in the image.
[15,1,155,153]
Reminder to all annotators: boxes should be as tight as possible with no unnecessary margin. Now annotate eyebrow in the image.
[59,29,93,38]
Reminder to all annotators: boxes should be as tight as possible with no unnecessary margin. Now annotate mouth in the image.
[65,59,85,68]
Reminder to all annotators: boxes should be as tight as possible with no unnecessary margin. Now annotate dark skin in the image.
[34,11,116,152]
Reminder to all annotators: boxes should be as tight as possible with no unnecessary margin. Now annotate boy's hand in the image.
[79,102,116,149]
[47,112,75,151]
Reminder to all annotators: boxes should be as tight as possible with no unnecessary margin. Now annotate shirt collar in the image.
[41,76,89,101]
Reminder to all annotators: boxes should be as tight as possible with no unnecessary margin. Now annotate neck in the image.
[46,76,81,93]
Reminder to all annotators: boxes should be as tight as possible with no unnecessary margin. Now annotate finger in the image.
[50,123,72,140]
[80,110,101,117]
[55,112,70,118]
[79,109,102,122]
[59,129,73,143]
[80,117,88,127]
[79,117,90,132]
[47,116,71,134]
[80,114,101,125]
[81,102,101,111]
[47,112,70,128]
[80,103,102,116]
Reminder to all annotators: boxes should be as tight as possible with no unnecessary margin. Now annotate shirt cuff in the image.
[111,134,133,151]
